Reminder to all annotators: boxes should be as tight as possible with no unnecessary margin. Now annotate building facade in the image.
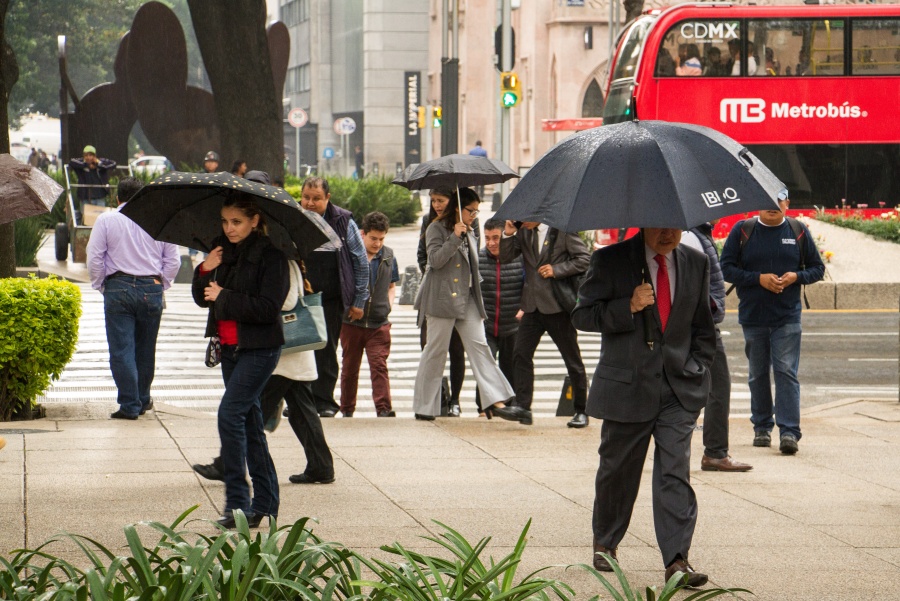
[279,0,429,178]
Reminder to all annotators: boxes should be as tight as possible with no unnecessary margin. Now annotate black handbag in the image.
[545,229,585,313]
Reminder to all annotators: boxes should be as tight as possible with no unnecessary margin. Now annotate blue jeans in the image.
[103,276,164,417]
[742,322,802,440]
[219,345,281,516]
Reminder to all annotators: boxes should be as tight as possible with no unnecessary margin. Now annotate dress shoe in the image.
[341,411,354,418]
[414,413,436,421]
[319,409,337,418]
[216,510,268,529]
[780,433,799,455]
[448,402,461,417]
[567,413,589,428]
[701,454,753,472]
[193,462,224,482]
[753,431,771,447]
[377,410,396,417]
[283,406,290,418]
[110,410,138,420]
[664,558,708,588]
[592,544,617,572]
[139,399,154,416]
[289,473,335,484]
[490,405,532,425]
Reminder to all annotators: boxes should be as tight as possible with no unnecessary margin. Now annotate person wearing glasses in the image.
[412,187,525,422]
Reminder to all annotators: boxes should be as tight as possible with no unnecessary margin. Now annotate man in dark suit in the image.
[572,228,716,587]
[501,221,590,427]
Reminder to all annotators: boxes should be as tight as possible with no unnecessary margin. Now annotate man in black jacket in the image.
[475,219,524,413]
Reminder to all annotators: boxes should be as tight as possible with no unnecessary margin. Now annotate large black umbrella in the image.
[494,120,785,231]
[0,154,64,225]
[393,154,519,216]
[121,171,330,259]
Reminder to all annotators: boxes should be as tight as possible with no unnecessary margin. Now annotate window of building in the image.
[852,19,900,75]
[280,0,309,27]
[581,79,604,117]
[286,64,311,94]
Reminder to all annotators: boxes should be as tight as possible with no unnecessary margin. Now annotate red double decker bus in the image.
[602,2,900,231]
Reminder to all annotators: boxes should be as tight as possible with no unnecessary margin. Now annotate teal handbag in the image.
[281,291,328,355]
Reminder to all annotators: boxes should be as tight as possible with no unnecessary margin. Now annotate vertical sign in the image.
[405,71,421,167]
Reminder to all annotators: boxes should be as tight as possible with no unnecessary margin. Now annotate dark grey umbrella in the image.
[0,154,64,225]
[494,120,785,231]
[120,171,331,259]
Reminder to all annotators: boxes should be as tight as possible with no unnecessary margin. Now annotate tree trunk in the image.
[187,0,284,183]
[0,0,19,277]
[624,0,644,25]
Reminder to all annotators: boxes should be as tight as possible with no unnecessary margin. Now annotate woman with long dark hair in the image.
[192,193,289,528]
[413,187,526,422]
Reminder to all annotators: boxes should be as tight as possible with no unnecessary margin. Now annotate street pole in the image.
[500,0,512,201]
[441,0,459,155]
[425,105,433,162]
[295,126,300,177]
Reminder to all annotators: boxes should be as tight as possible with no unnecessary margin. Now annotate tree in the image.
[0,0,19,278]
[187,0,284,182]
[624,0,644,25]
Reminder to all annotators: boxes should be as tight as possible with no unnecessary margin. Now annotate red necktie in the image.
[654,254,671,332]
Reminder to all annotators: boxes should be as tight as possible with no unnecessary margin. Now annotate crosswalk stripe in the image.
[42,284,753,418]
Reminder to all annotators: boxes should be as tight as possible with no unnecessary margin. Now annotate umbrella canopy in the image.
[121,171,332,259]
[494,120,785,232]
[392,154,518,190]
[0,154,64,226]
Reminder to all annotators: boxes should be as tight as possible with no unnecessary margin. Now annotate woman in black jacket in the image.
[416,187,479,416]
[192,193,289,528]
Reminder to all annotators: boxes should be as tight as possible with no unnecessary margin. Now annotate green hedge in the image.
[0,276,81,421]
[816,208,900,244]
[286,175,421,227]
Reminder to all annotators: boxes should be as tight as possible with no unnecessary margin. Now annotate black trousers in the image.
[260,375,334,480]
[513,311,587,413]
[419,318,466,402]
[593,378,699,567]
[702,330,731,458]
[474,332,516,412]
[312,300,344,414]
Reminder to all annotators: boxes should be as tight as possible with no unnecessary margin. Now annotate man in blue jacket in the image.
[720,194,825,455]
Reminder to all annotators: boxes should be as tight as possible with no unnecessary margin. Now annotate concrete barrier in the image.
[725,282,900,311]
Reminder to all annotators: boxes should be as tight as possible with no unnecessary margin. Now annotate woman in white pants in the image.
[413,187,528,422]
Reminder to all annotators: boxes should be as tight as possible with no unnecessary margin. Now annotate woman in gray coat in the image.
[413,188,528,422]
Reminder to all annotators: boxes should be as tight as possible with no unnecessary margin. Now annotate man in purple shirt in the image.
[87,177,180,420]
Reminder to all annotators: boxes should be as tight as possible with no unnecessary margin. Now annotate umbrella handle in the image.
[738,148,754,170]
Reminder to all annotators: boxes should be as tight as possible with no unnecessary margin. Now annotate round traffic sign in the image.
[333,117,356,136]
[323,147,335,159]
[288,108,308,128]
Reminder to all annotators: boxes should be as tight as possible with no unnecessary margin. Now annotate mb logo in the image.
[720,98,766,123]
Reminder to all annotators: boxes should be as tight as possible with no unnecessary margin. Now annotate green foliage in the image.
[13,216,45,267]
[577,554,749,601]
[286,175,422,227]
[815,207,900,244]
[0,508,738,601]
[0,276,81,421]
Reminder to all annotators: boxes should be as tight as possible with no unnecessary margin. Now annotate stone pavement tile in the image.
[25,448,185,465]
[27,472,203,494]
[324,420,466,447]
[465,440,595,460]
[520,469,597,508]
[865,547,900,568]
[373,480,563,511]
[818,523,900,548]
[695,512,846,548]
[44,424,171,440]
[0,476,22,503]
[24,435,179,451]
[334,441,489,461]
[27,458,192,475]
[498,453,600,473]
[709,565,900,601]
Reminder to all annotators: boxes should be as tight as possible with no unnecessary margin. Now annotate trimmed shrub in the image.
[286,175,421,227]
[0,276,81,421]
[816,207,900,244]
[13,216,46,267]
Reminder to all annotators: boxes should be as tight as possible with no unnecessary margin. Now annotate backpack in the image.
[725,216,811,308]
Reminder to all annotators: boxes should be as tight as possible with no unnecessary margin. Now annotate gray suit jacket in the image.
[414,221,485,321]
[500,226,590,314]
[571,235,716,423]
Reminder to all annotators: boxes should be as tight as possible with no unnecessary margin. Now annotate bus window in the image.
[612,17,653,81]
[750,19,844,76]
[656,20,739,77]
[852,19,900,75]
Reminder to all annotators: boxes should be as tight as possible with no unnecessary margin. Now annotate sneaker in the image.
[779,434,799,455]
[753,431,771,447]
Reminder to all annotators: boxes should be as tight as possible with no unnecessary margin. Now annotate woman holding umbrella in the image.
[413,187,526,422]
[416,186,479,416]
[192,192,289,528]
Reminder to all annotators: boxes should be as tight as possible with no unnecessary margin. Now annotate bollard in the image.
[491,191,502,211]
[399,265,420,305]
[556,376,576,416]
[174,254,194,284]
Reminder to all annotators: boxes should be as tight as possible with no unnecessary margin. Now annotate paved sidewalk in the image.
[2,398,898,600]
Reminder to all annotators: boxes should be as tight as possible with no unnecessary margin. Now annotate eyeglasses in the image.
[463,208,480,217]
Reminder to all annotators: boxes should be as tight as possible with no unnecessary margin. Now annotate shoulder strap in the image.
[725,218,757,296]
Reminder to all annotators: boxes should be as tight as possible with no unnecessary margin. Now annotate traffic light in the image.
[500,71,521,108]
[432,106,442,128]
[417,106,426,129]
